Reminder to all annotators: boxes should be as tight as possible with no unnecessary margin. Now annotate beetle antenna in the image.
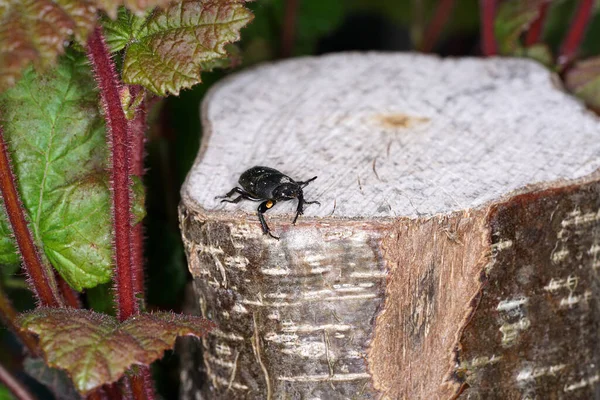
[299,176,317,188]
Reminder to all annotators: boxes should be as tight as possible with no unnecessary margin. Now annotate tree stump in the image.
[178,53,600,399]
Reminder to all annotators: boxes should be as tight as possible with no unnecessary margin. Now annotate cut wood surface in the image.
[179,53,600,400]
[183,53,600,219]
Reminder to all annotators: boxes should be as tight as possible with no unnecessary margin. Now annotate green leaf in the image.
[120,1,254,96]
[514,43,554,68]
[0,221,18,266]
[0,51,145,291]
[494,0,545,55]
[85,282,116,316]
[565,57,600,112]
[19,308,215,395]
[24,357,82,400]
[0,384,16,400]
[102,6,148,52]
[0,262,21,280]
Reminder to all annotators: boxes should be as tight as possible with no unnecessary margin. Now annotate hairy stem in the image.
[87,388,108,400]
[104,382,123,400]
[0,362,37,400]
[420,0,456,53]
[479,0,498,56]
[87,27,154,400]
[129,87,147,179]
[559,0,593,67]
[127,89,154,400]
[524,1,549,46]
[55,271,81,308]
[131,368,155,400]
[0,283,38,355]
[0,127,61,307]
[86,26,137,322]
[128,86,147,305]
[121,377,134,400]
[280,0,299,58]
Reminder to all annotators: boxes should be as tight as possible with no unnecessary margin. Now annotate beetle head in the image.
[272,183,300,200]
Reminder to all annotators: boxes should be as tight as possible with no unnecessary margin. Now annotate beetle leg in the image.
[292,194,306,224]
[218,187,246,198]
[258,200,279,239]
[293,194,320,224]
[220,195,243,204]
[216,187,262,202]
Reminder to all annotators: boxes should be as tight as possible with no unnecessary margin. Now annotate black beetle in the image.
[218,166,319,239]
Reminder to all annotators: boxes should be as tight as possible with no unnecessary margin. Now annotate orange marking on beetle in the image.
[266,200,274,208]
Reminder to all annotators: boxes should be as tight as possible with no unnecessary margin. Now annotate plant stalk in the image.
[524,1,549,46]
[0,362,37,400]
[56,271,82,308]
[128,86,147,304]
[479,0,498,56]
[87,26,154,400]
[280,0,299,58]
[131,368,155,400]
[559,0,593,67]
[86,26,138,322]
[420,0,456,53]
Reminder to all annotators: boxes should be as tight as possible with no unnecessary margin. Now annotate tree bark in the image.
[179,53,600,399]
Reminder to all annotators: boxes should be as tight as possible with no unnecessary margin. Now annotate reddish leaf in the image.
[121,0,254,96]
[0,0,175,92]
[96,0,175,19]
[19,308,215,394]
[0,0,96,91]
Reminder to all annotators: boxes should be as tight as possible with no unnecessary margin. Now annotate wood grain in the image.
[183,53,600,220]
[369,211,489,399]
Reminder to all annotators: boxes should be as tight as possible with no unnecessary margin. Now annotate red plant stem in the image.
[131,223,145,301]
[87,27,155,400]
[129,87,146,179]
[120,377,134,400]
[280,0,299,58]
[86,26,137,322]
[524,1,549,46]
[103,382,123,400]
[87,388,108,400]
[128,86,146,302]
[55,271,81,308]
[559,0,594,67]
[479,0,498,56]
[0,362,37,400]
[127,90,154,400]
[130,374,144,400]
[131,368,155,400]
[420,0,456,53]
[0,283,38,355]
[0,128,61,307]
